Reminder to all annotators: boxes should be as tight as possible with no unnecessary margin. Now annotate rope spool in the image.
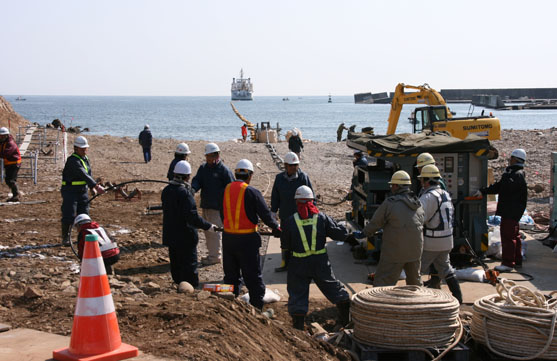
[471,278,557,360]
[351,286,461,351]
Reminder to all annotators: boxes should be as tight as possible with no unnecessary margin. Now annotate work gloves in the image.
[472,190,483,198]
[209,224,221,232]
[93,184,106,195]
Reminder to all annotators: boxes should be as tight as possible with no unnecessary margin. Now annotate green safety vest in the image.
[292,213,326,258]
[62,154,89,186]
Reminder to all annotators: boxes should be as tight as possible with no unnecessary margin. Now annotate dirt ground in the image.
[1,125,556,360]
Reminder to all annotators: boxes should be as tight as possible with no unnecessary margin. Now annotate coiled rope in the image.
[351,286,462,360]
[471,278,557,360]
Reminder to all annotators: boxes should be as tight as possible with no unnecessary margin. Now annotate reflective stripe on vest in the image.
[62,153,89,186]
[292,213,326,258]
[223,181,257,234]
[424,188,454,238]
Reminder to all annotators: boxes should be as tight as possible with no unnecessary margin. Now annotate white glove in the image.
[472,190,483,198]
[93,184,106,195]
[209,224,220,232]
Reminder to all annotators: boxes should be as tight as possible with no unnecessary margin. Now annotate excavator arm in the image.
[386,83,449,135]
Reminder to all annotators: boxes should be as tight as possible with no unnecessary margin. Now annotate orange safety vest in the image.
[0,139,21,166]
[223,181,257,234]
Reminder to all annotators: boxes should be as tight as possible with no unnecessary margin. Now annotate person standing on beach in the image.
[288,130,303,160]
[0,127,21,202]
[271,152,313,272]
[138,124,152,163]
[192,143,235,265]
[61,136,105,245]
[167,143,191,181]
[336,123,348,142]
[241,124,248,142]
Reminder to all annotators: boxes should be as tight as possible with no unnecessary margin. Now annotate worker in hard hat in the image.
[222,159,281,310]
[162,160,216,287]
[73,213,120,275]
[191,143,235,265]
[281,185,351,330]
[418,165,462,303]
[0,127,22,202]
[61,136,105,246]
[241,124,248,142]
[476,148,527,272]
[353,149,368,168]
[138,124,152,163]
[167,142,191,181]
[271,152,313,272]
[288,129,303,160]
[363,170,424,286]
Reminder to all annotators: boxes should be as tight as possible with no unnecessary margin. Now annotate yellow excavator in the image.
[386,83,501,140]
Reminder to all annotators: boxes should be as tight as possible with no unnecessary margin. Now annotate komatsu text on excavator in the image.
[386,83,501,140]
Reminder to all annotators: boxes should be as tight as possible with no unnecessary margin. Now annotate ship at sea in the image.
[231,69,253,101]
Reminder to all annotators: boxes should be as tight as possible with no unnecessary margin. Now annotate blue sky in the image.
[1,0,556,96]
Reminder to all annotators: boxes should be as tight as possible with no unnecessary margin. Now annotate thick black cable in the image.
[87,179,171,203]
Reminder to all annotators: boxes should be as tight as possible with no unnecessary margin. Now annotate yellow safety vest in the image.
[62,154,88,186]
[292,214,326,258]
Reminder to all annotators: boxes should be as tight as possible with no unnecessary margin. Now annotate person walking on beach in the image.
[336,123,348,142]
[281,185,351,330]
[288,130,303,160]
[61,136,105,245]
[477,149,527,272]
[221,159,281,310]
[192,143,235,265]
[0,127,21,202]
[138,124,152,163]
[167,143,191,181]
[241,124,248,142]
[271,152,313,272]
[162,161,215,287]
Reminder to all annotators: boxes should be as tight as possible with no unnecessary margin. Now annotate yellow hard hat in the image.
[388,170,412,185]
[416,153,435,168]
[418,164,441,178]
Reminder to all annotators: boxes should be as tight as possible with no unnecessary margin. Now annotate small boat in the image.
[328,94,332,103]
[15,96,26,101]
[282,97,289,101]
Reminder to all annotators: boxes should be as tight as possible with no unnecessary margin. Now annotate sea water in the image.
[8,95,557,142]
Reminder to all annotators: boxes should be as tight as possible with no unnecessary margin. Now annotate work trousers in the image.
[142,147,151,163]
[500,217,522,267]
[374,259,421,287]
[61,188,89,225]
[168,239,199,287]
[421,250,455,279]
[4,164,19,196]
[287,253,349,315]
[201,208,222,261]
[222,233,265,309]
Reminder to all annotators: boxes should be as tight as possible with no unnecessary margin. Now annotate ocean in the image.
[8,95,557,142]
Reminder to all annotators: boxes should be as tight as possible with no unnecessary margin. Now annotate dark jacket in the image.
[288,135,303,154]
[0,135,21,165]
[281,212,348,253]
[167,156,185,181]
[481,163,527,221]
[138,129,152,148]
[270,169,313,222]
[191,161,235,210]
[162,181,212,248]
[61,153,97,191]
[353,155,368,168]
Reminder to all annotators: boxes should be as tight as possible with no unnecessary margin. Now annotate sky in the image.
[1,0,556,96]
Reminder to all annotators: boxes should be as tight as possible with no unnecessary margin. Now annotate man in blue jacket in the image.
[192,143,235,265]
[138,124,152,163]
[271,152,313,272]
[162,160,215,287]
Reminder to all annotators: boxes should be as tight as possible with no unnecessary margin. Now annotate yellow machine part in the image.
[434,117,501,141]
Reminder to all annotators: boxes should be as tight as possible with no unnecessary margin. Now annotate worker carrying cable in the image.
[271,152,313,272]
[0,127,21,202]
[363,170,425,286]
[221,159,281,311]
[281,185,351,330]
[61,136,105,246]
[418,165,462,304]
[73,213,120,275]
[166,143,191,181]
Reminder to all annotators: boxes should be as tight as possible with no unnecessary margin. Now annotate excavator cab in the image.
[413,105,449,133]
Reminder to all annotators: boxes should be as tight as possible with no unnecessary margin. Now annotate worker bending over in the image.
[167,143,191,181]
[74,214,120,275]
[281,185,351,330]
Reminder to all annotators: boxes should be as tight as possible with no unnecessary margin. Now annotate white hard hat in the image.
[294,185,314,199]
[389,170,412,185]
[292,130,298,136]
[205,143,220,155]
[175,142,191,155]
[74,136,89,148]
[0,127,9,135]
[283,152,300,165]
[511,148,526,162]
[174,160,192,175]
[235,159,254,173]
[418,164,441,178]
[416,153,435,167]
[74,213,91,226]
[144,124,150,129]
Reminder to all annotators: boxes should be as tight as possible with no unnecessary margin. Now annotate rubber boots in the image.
[61,223,72,246]
[337,300,351,326]
[424,275,441,289]
[446,275,463,304]
[6,183,19,202]
[274,249,290,272]
[292,314,305,330]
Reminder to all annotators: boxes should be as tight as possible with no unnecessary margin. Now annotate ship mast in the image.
[240,68,244,80]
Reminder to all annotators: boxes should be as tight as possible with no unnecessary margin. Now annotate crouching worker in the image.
[281,185,351,330]
[74,213,120,275]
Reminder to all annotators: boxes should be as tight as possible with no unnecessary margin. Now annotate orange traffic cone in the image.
[53,234,138,361]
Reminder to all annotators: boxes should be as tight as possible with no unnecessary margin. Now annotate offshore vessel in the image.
[231,69,253,101]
